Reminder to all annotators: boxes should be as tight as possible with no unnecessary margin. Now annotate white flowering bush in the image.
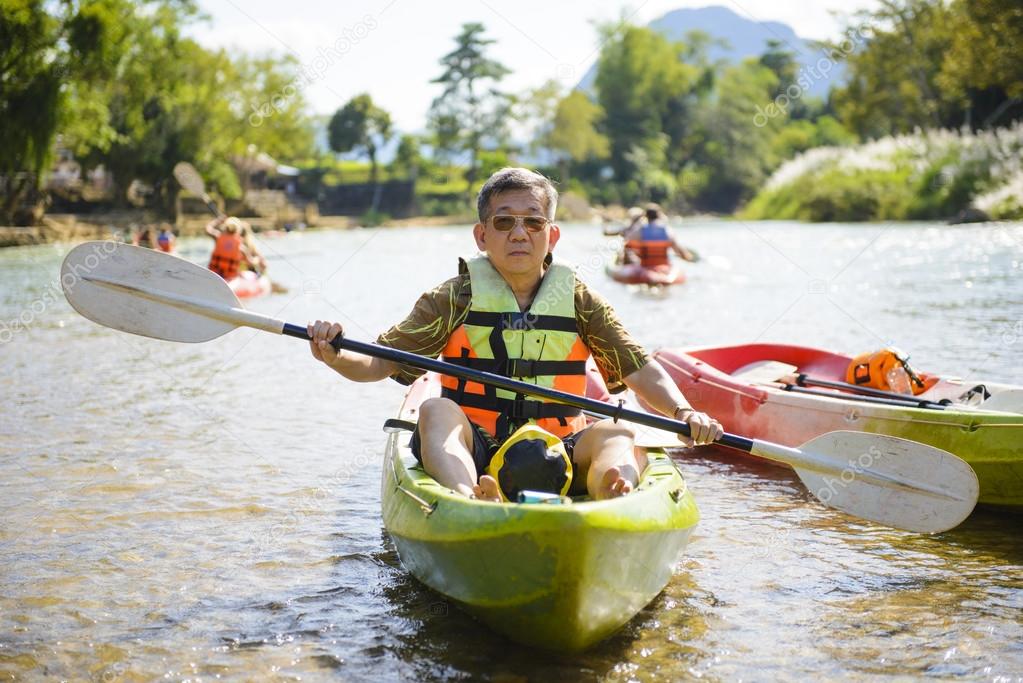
[745,122,1023,221]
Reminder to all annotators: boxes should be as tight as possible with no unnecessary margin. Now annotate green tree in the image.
[546,90,609,181]
[427,22,511,194]
[690,60,782,211]
[939,0,1023,128]
[390,134,423,181]
[328,93,393,184]
[0,0,142,220]
[831,0,960,137]
[593,24,702,193]
[758,39,812,120]
[0,0,64,222]
[232,55,316,163]
[58,1,218,206]
[521,79,562,159]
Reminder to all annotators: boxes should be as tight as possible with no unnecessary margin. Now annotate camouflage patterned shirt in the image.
[377,259,650,393]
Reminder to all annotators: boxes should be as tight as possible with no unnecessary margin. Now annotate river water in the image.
[1,220,1021,681]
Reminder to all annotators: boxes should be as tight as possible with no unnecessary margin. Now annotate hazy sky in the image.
[188,0,879,132]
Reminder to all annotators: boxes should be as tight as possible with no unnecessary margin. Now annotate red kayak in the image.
[607,262,686,286]
[652,343,1023,507]
[227,271,272,299]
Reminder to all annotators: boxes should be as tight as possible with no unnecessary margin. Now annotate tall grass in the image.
[743,123,1023,221]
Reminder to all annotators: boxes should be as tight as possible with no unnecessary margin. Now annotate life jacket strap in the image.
[440,387,583,421]
[443,356,586,378]
[463,310,578,333]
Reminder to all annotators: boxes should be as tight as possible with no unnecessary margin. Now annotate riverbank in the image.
[0,213,362,248]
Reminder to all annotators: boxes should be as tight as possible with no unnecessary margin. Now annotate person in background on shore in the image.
[307,167,722,503]
[205,216,256,281]
[623,203,699,267]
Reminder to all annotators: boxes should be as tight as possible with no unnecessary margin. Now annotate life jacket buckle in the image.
[507,399,542,420]
[501,313,533,331]
[507,359,537,377]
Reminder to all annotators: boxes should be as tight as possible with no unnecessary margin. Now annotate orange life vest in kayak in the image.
[208,233,242,280]
[846,348,930,395]
[439,256,590,440]
[625,224,671,267]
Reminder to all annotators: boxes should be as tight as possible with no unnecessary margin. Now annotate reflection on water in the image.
[1,221,1021,680]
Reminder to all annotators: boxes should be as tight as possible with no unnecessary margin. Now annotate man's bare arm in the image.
[308,320,399,382]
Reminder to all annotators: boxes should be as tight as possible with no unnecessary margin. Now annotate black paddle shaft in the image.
[279,323,755,452]
[794,374,946,410]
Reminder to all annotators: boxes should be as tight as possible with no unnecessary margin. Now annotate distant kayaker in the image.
[156,223,176,253]
[308,168,722,502]
[205,216,256,281]
[623,203,699,266]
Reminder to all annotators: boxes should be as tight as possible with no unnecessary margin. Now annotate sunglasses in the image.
[488,214,550,233]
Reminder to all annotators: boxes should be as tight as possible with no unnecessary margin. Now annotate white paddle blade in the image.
[173,161,207,196]
[752,431,978,533]
[61,241,240,343]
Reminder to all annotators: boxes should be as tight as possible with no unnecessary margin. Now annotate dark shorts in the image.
[409,422,588,481]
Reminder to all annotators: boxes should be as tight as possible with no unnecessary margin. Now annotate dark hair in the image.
[477,167,558,222]
[645,203,663,222]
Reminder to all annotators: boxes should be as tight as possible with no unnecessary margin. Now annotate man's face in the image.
[473,189,560,277]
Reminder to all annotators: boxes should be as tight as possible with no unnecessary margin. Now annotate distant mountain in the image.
[577,5,844,99]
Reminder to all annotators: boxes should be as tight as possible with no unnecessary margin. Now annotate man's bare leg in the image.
[571,419,648,500]
[417,398,500,501]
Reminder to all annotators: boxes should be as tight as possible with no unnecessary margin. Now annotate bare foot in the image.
[594,466,634,500]
[471,474,503,502]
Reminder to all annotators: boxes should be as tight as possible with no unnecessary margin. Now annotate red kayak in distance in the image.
[227,271,272,299]
[606,262,686,286]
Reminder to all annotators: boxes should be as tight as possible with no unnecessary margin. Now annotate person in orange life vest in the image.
[205,216,256,281]
[307,168,722,502]
[623,204,698,266]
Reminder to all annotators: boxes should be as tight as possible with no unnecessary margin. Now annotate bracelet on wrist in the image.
[673,406,695,421]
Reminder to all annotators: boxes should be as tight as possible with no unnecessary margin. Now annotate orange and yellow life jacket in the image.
[439,256,590,440]
[846,348,932,395]
[625,224,671,267]
[208,233,242,280]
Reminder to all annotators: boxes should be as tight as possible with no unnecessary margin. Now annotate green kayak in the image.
[380,376,699,652]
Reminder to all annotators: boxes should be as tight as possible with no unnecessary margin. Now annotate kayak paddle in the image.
[790,373,1022,414]
[60,242,979,533]
[173,161,223,218]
